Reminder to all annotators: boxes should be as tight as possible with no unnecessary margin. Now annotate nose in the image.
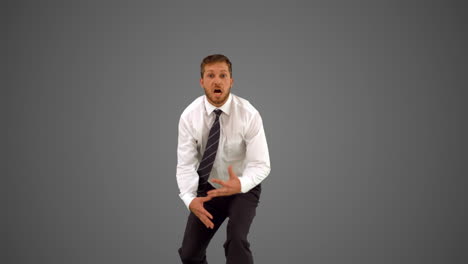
[213,78,222,86]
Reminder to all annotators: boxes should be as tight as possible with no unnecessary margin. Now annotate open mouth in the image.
[214,89,222,94]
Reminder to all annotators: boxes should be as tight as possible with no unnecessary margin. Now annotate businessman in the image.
[176,54,271,263]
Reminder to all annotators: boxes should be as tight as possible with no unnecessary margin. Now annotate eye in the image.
[207,73,215,78]
[220,74,226,78]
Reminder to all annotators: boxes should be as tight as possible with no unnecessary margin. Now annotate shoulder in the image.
[180,95,204,120]
[231,94,259,117]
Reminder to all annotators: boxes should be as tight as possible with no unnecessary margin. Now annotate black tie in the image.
[197,109,222,196]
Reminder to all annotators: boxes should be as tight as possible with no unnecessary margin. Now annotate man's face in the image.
[200,62,233,107]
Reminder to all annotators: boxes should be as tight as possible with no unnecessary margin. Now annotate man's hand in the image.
[189,197,214,229]
[207,165,241,198]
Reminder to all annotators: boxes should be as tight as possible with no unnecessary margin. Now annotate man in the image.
[176,54,271,264]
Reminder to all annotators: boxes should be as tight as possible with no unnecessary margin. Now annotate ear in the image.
[200,78,204,88]
[230,78,234,87]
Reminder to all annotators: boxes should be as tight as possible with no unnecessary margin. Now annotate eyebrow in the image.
[205,70,228,73]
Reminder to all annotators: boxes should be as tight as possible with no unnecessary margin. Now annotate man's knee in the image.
[226,217,251,239]
[223,236,250,250]
[224,221,251,250]
[178,247,207,264]
[223,237,253,263]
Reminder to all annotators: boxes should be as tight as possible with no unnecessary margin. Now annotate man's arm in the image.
[208,111,270,197]
[177,115,216,228]
[176,116,199,209]
[238,111,271,193]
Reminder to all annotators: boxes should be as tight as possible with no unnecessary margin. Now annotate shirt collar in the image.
[204,93,232,116]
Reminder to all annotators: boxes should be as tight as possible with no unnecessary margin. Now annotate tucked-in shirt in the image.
[176,93,271,209]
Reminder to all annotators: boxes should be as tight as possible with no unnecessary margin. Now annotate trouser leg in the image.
[224,184,261,264]
[178,186,228,264]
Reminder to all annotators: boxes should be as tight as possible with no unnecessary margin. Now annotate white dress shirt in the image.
[176,93,271,209]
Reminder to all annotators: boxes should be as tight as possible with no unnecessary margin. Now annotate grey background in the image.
[5,0,467,263]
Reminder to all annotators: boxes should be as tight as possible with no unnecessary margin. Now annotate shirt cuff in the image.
[238,175,256,193]
[181,192,196,211]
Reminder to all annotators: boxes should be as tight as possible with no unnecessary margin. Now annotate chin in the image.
[210,97,226,106]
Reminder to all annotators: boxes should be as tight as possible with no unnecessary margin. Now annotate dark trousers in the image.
[178,184,261,264]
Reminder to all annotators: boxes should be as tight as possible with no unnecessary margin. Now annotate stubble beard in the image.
[205,87,230,107]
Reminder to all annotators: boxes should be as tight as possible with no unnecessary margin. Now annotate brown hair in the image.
[200,54,232,78]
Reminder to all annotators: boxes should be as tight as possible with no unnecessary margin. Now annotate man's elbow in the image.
[264,162,271,177]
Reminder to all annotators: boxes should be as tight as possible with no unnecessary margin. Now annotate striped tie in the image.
[197,109,223,196]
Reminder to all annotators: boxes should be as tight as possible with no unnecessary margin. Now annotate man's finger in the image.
[207,189,220,197]
[228,165,237,179]
[199,196,212,203]
[208,188,229,197]
[194,211,213,228]
[199,215,214,229]
[210,178,226,186]
[201,208,213,220]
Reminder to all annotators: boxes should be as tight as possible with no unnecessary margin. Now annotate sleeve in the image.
[238,111,271,193]
[176,115,200,210]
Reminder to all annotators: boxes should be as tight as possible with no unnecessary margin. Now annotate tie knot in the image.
[214,109,222,117]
